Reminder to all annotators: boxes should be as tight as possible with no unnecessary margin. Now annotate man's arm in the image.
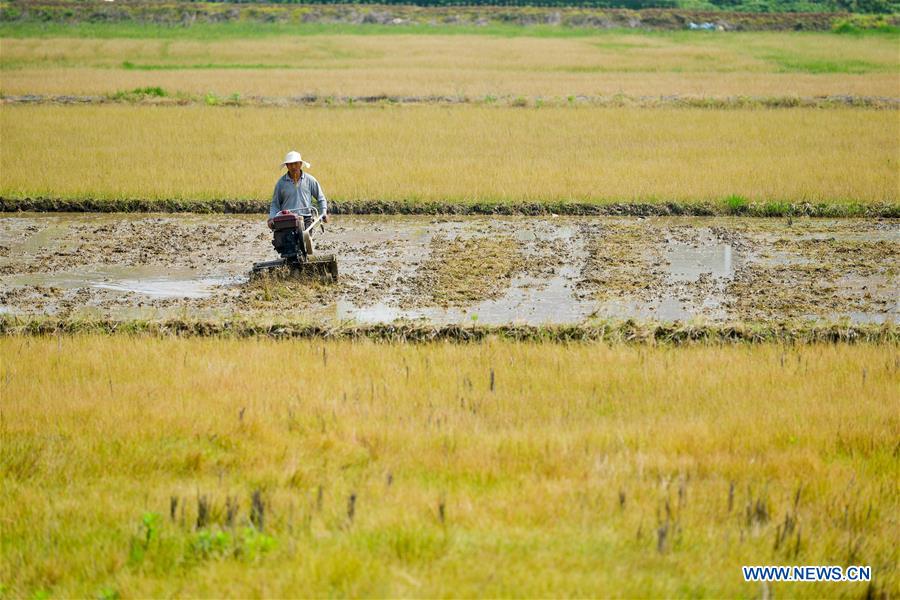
[268,182,281,226]
[312,178,328,222]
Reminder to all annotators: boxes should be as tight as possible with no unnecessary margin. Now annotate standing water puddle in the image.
[591,234,742,322]
[8,266,243,299]
[665,242,735,282]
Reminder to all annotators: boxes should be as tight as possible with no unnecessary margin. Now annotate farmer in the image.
[268,150,328,231]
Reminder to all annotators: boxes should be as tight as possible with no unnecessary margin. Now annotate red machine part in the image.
[269,211,300,230]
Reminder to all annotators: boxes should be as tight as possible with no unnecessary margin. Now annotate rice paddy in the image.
[1,32,899,98]
[2,104,897,205]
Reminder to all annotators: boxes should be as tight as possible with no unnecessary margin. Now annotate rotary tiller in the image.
[251,208,338,280]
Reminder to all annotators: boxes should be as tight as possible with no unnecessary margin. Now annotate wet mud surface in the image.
[0,214,897,325]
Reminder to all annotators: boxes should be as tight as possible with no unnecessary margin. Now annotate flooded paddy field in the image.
[0,213,897,325]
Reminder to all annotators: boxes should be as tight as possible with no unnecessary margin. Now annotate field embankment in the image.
[4,2,897,33]
[1,336,897,597]
[2,105,897,207]
[3,315,899,343]
[4,94,900,110]
[4,197,897,217]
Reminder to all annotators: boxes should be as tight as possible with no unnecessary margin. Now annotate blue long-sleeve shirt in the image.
[269,172,327,219]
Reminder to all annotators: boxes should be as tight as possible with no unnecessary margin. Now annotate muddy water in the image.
[0,213,897,324]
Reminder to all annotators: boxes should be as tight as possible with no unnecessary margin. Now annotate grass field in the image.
[1,336,898,597]
[2,31,898,98]
[1,104,896,205]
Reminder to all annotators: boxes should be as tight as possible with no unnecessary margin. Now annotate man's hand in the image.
[322,214,329,224]
[267,218,274,229]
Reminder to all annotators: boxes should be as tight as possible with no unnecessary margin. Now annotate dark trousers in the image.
[302,215,313,233]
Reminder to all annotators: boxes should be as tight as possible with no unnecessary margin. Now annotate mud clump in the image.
[578,221,667,302]
[238,268,341,311]
[0,285,63,312]
[7,217,264,274]
[726,237,899,321]
[414,235,525,307]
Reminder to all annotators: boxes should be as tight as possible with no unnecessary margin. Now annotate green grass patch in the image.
[771,56,891,74]
[747,45,897,74]
[752,200,793,217]
[832,14,900,34]
[723,194,749,215]
[109,86,168,100]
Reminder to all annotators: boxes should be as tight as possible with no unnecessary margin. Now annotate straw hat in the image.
[281,150,311,169]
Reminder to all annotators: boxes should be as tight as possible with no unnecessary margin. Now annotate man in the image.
[268,150,328,231]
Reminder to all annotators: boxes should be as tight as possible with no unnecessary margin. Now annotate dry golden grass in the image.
[7,67,900,100]
[1,336,898,597]
[1,104,897,204]
[1,33,898,98]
